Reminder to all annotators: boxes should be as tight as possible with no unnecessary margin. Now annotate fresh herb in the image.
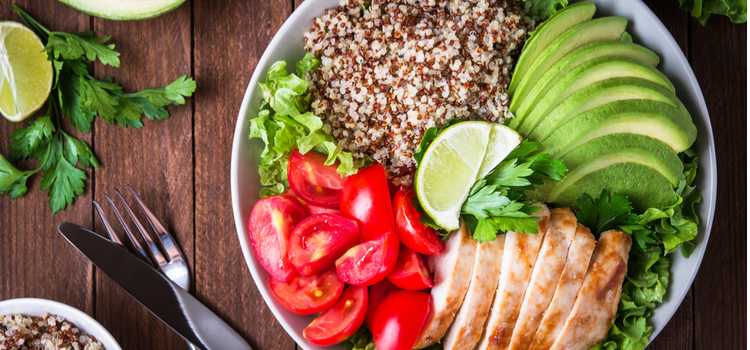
[678,0,747,25]
[249,54,367,197]
[0,6,196,213]
[522,0,569,20]
[343,327,376,350]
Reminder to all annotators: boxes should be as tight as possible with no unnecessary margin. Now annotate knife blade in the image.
[58,222,252,350]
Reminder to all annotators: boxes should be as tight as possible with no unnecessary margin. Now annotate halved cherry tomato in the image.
[288,149,346,208]
[303,285,368,346]
[392,186,445,255]
[340,164,395,241]
[365,279,401,330]
[335,231,399,286]
[386,246,433,290]
[270,268,344,315]
[372,290,431,350]
[286,188,343,215]
[248,195,308,282]
[290,213,359,276]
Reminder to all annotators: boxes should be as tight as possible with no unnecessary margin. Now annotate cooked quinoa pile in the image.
[304,0,534,184]
[0,313,104,350]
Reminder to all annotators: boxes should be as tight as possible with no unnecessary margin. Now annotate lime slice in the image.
[476,124,523,180]
[415,121,492,230]
[0,22,53,122]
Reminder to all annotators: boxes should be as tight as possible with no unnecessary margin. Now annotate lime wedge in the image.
[476,124,523,180]
[0,22,53,122]
[415,121,492,230]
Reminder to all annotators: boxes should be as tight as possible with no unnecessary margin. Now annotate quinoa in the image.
[0,313,104,350]
[304,0,535,184]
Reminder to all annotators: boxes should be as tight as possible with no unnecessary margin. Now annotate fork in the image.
[93,183,196,350]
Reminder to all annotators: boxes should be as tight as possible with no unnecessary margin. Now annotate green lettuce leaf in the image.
[523,0,569,20]
[679,0,747,25]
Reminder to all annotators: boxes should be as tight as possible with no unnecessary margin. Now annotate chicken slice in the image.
[443,234,506,350]
[529,224,596,350]
[549,229,632,350]
[414,221,478,348]
[478,204,551,350]
[509,208,578,350]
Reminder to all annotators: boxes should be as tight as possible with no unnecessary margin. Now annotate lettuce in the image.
[679,0,747,25]
[249,54,365,197]
[523,0,569,19]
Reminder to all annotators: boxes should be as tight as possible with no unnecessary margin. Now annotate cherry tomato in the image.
[372,291,431,350]
[340,164,395,241]
[290,213,360,276]
[392,186,445,255]
[335,231,400,286]
[365,279,401,330]
[386,246,433,290]
[288,149,346,208]
[270,268,344,315]
[303,285,368,346]
[286,188,343,215]
[248,195,308,282]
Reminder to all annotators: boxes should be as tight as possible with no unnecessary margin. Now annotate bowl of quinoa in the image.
[0,299,120,350]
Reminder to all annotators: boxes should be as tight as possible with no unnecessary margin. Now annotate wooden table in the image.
[0,1,745,349]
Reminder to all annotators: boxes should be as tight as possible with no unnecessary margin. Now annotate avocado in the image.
[517,57,675,130]
[59,0,185,20]
[509,1,597,95]
[547,150,679,211]
[508,41,659,126]
[508,16,627,113]
[525,77,685,140]
[540,99,697,157]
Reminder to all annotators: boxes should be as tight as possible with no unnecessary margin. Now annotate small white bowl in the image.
[0,298,121,350]
[231,0,717,349]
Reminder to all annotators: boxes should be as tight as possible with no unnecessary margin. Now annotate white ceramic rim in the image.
[0,298,121,349]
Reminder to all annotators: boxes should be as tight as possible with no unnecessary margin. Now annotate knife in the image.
[58,222,252,350]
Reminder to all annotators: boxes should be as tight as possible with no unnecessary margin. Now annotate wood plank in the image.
[91,2,194,348]
[193,0,295,348]
[689,13,747,350]
[0,0,94,315]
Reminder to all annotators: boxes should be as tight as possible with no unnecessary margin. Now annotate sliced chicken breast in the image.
[478,204,551,350]
[549,229,632,350]
[529,224,596,350]
[509,208,578,350]
[414,222,478,348]
[443,234,506,350]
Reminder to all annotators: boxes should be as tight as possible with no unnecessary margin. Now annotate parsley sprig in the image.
[0,6,196,213]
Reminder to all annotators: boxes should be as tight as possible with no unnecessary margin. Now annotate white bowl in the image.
[0,298,121,349]
[231,0,717,349]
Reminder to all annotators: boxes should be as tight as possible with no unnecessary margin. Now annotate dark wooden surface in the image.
[0,0,744,349]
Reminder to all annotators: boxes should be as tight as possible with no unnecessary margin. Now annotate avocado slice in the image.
[59,0,185,20]
[516,57,675,130]
[547,150,679,211]
[540,99,697,157]
[525,77,686,140]
[509,1,597,95]
[508,16,627,112]
[509,41,659,124]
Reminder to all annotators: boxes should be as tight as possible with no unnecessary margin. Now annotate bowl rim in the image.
[230,0,717,348]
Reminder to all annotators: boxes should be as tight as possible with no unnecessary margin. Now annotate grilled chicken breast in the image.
[509,208,578,350]
[529,224,596,350]
[443,234,506,350]
[415,222,478,348]
[478,204,551,350]
[549,229,632,350]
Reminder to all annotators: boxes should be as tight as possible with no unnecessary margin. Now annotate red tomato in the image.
[248,195,308,282]
[392,186,445,255]
[340,164,395,241]
[303,285,368,346]
[372,291,431,350]
[269,268,344,315]
[288,149,346,208]
[286,188,343,215]
[365,279,401,330]
[335,231,400,286]
[289,213,359,276]
[386,246,433,290]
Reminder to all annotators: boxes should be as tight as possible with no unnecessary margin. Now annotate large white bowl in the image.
[231,0,717,348]
[0,298,121,349]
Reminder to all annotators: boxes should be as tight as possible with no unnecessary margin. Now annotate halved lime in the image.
[0,22,53,122]
[476,124,523,180]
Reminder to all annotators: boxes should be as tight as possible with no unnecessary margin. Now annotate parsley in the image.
[0,6,197,213]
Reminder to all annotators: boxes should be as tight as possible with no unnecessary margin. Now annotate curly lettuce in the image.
[679,0,747,25]
[523,0,569,20]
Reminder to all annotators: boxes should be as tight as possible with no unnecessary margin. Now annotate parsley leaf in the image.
[575,189,635,236]
[46,31,121,67]
[39,157,87,214]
